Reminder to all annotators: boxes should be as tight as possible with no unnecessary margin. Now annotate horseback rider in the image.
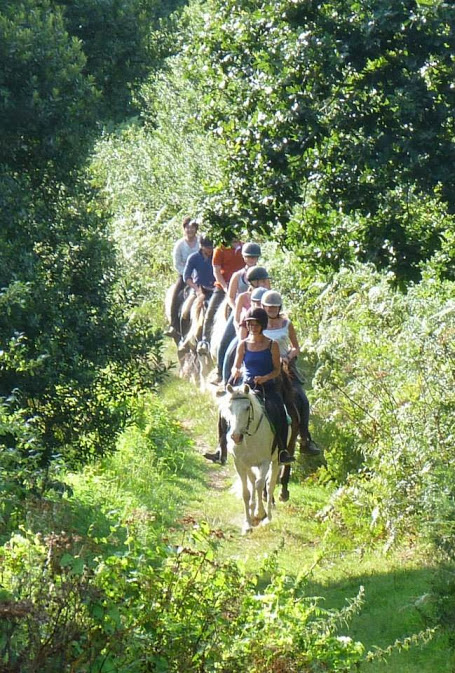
[197,236,244,355]
[215,266,271,392]
[182,236,215,296]
[211,242,262,384]
[178,236,215,351]
[205,307,295,466]
[261,290,321,455]
[166,217,199,339]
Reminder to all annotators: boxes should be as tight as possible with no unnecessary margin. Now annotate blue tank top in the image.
[243,342,273,382]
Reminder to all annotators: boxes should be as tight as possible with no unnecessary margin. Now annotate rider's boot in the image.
[164,326,179,339]
[204,447,227,465]
[204,415,228,464]
[300,437,321,455]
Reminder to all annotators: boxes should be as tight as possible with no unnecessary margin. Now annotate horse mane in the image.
[280,362,297,408]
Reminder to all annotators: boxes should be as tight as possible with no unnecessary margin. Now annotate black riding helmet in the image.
[245,265,269,283]
[244,307,268,331]
[242,242,261,257]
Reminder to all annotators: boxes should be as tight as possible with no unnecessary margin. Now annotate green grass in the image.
[21,355,451,672]
[155,367,452,672]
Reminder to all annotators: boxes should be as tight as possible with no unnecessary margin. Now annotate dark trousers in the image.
[202,287,226,342]
[293,381,311,441]
[286,359,312,442]
[217,314,236,376]
[258,381,289,454]
[218,414,228,461]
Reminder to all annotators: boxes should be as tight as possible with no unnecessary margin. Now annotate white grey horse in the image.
[220,384,280,534]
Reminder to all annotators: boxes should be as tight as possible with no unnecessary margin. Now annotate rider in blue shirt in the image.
[183,237,215,294]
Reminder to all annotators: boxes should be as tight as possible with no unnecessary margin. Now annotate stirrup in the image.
[279,450,295,465]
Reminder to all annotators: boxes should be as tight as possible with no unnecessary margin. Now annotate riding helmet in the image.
[244,307,268,331]
[241,242,261,257]
[250,286,268,302]
[261,290,282,307]
[246,265,269,283]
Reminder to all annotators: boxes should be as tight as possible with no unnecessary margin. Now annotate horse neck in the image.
[280,367,295,406]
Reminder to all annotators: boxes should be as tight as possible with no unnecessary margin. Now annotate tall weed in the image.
[295,264,455,544]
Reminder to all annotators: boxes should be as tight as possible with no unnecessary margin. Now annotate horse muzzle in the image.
[231,432,244,444]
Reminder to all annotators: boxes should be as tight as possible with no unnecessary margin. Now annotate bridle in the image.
[230,394,265,437]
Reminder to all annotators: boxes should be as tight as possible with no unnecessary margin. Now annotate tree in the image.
[0,0,98,179]
[0,1,167,475]
[59,0,188,121]
[185,0,455,280]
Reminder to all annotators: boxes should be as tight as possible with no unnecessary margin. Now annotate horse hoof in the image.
[252,514,267,527]
[242,525,253,535]
[279,490,290,502]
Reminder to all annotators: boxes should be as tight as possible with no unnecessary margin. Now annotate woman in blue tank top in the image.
[204,307,295,466]
[230,307,294,465]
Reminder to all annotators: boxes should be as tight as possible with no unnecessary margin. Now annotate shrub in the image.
[299,264,455,545]
[0,523,370,672]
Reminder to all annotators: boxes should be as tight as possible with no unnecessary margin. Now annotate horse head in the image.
[223,384,257,444]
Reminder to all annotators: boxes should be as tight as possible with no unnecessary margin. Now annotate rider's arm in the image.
[233,292,246,331]
[286,321,300,362]
[227,270,240,309]
[183,256,199,293]
[173,239,185,275]
[231,340,245,381]
[213,265,227,291]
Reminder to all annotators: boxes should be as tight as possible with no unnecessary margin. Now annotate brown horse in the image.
[277,365,300,502]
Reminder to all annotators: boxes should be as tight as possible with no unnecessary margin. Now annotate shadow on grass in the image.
[302,564,451,672]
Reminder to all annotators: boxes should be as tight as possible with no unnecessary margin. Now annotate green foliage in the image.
[170,0,455,280]
[0,0,98,179]
[90,46,226,299]
[297,264,455,545]
[0,524,371,672]
[0,180,168,471]
[59,0,188,122]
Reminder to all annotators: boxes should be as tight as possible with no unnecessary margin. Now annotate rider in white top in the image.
[261,290,321,456]
[172,220,200,274]
[166,217,200,338]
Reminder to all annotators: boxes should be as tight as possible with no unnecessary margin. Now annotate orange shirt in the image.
[212,243,244,287]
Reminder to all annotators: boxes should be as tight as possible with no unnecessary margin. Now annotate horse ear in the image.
[226,384,234,393]
[243,384,250,394]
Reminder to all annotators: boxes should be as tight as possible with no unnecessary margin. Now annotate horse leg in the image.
[253,465,268,523]
[279,404,299,502]
[236,462,253,534]
[246,467,257,521]
[266,460,280,522]
[279,465,291,502]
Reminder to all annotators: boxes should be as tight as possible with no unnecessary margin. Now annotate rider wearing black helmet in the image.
[209,242,262,385]
[231,307,294,464]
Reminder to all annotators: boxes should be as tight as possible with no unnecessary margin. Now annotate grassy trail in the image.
[161,366,451,673]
